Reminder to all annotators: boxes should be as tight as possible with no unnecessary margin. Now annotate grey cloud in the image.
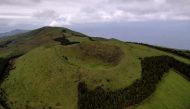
[33,10,59,20]
[0,0,190,27]
[166,0,190,5]
[107,0,151,3]
[0,12,28,16]
[0,0,42,6]
[0,18,12,27]
[81,7,97,14]
[107,0,190,20]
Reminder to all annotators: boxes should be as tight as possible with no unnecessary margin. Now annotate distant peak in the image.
[0,29,28,37]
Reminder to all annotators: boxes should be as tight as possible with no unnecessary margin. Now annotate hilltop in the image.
[0,26,189,109]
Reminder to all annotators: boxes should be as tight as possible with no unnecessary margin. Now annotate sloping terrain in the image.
[0,27,189,109]
[136,70,190,109]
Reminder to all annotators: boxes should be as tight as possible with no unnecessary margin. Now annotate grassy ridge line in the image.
[78,56,190,109]
[0,26,88,43]
[126,42,190,59]
[0,26,92,61]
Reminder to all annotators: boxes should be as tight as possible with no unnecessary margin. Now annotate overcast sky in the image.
[0,0,190,26]
[0,0,190,49]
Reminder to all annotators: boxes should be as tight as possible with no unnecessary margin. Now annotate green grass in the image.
[2,41,190,109]
[0,27,190,109]
[136,70,190,109]
[0,41,142,108]
[1,46,78,109]
[0,26,89,59]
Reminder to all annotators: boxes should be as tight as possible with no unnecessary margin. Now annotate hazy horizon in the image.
[0,0,190,50]
[70,20,190,50]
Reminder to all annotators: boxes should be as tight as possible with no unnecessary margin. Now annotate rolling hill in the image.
[0,26,189,109]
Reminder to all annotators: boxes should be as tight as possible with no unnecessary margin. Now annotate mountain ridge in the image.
[0,26,189,109]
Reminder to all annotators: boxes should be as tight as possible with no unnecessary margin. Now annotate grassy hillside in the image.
[1,46,78,109]
[0,27,189,109]
[0,26,90,58]
[136,71,190,109]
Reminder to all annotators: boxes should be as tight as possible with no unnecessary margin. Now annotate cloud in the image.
[0,0,190,28]
[0,0,42,6]
[33,10,59,20]
[49,16,71,26]
[0,18,13,27]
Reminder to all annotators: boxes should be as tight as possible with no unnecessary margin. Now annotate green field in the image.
[136,70,190,109]
[0,27,189,109]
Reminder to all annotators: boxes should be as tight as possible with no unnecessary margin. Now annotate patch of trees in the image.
[78,56,190,109]
[0,40,13,48]
[88,37,95,41]
[126,42,190,60]
[0,88,9,109]
[0,58,13,109]
[54,36,80,45]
